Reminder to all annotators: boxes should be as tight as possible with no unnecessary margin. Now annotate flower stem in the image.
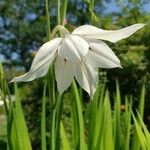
[60,0,68,26]
[48,64,56,150]
[51,25,69,38]
[45,0,68,149]
[45,1,56,149]
[41,80,47,150]
[45,0,51,40]
[57,0,60,25]
[50,94,62,150]
[50,108,56,150]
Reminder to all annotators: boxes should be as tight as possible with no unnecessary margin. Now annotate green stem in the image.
[45,0,51,40]
[41,80,47,150]
[49,65,56,150]
[45,0,68,149]
[55,94,63,150]
[45,1,56,150]
[50,109,56,150]
[50,94,62,150]
[51,65,56,106]
[51,25,69,39]
[57,0,60,25]
[60,0,68,25]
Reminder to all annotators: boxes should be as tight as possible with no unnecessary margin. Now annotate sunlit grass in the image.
[0,62,150,150]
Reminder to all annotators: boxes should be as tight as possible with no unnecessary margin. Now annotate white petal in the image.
[58,35,89,61]
[84,63,99,97]
[72,25,102,35]
[86,41,121,68]
[72,24,145,43]
[75,62,98,97]
[55,56,75,94]
[11,38,62,82]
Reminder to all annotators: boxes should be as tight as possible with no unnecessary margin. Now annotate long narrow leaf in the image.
[60,121,70,150]
[71,80,86,150]
[41,81,47,150]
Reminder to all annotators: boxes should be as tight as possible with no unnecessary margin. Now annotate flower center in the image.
[51,25,70,38]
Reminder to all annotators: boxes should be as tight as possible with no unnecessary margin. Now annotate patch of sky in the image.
[0,17,12,29]
[0,17,4,28]
[0,31,16,40]
[51,7,56,16]
[67,13,77,24]
[104,0,150,13]
[0,55,5,63]
[105,0,120,13]
[11,52,19,61]
[24,12,37,22]
[143,1,150,12]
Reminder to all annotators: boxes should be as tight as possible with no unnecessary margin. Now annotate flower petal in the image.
[72,24,145,43]
[72,25,103,35]
[58,35,89,61]
[86,41,121,68]
[11,38,62,82]
[55,56,75,94]
[84,63,99,97]
[75,62,98,97]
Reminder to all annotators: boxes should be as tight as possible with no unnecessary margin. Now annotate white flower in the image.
[11,24,144,97]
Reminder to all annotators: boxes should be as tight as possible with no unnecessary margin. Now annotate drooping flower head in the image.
[11,24,145,97]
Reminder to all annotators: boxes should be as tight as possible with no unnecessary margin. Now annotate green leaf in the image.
[136,111,150,149]
[71,80,86,150]
[8,84,32,150]
[102,91,114,150]
[132,112,148,150]
[138,83,145,119]
[113,81,121,150]
[41,81,47,150]
[60,121,70,150]
[123,96,131,150]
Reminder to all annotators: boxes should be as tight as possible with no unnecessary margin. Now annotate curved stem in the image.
[51,25,70,38]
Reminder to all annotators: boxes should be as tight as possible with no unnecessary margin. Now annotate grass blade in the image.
[131,82,146,150]
[136,111,150,149]
[132,112,148,150]
[60,121,70,150]
[41,81,47,150]
[114,81,121,150]
[123,96,131,150]
[138,83,145,119]
[7,84,32,150]
[71,80,86,150]
[14,84,32,150]
[102,91,114,150]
